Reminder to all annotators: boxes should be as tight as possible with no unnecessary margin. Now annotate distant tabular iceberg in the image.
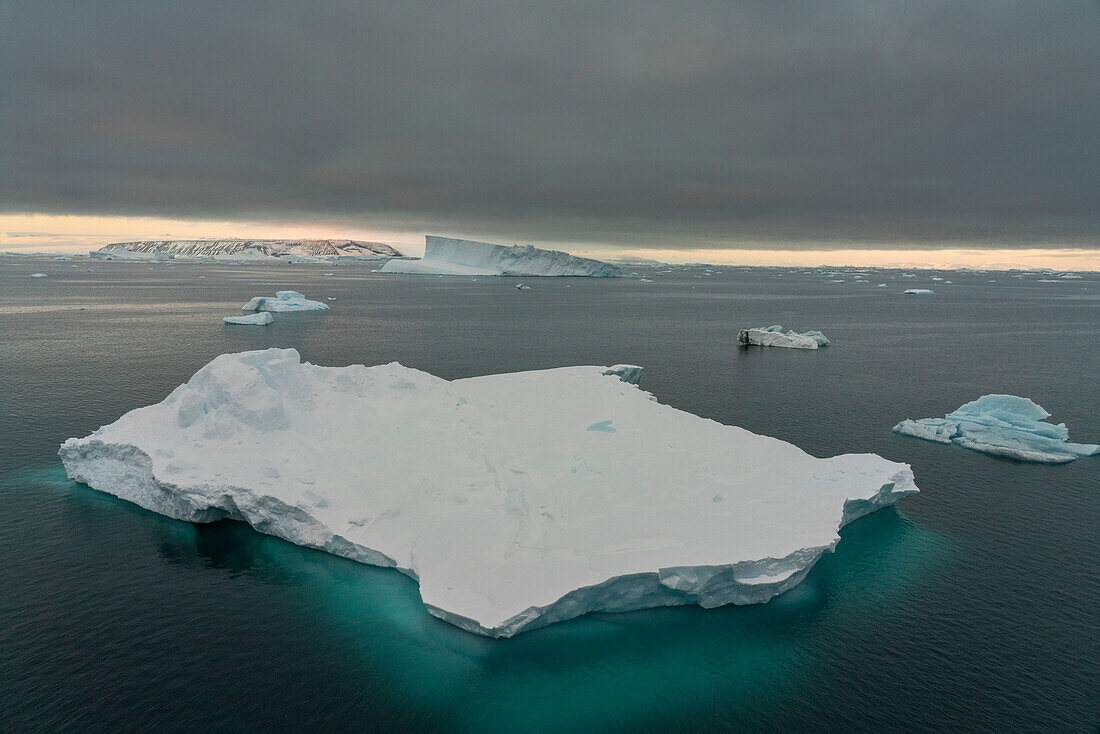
[59,349,915,637]
[893,394,1098,463]
[381,236,622,277]
[738,325,830,350]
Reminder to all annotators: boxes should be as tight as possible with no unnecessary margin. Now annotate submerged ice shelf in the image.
[894,394,1098,464]
[60,349,916,637]
[223,312,274,326]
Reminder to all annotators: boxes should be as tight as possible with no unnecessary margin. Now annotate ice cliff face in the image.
[59,349,916,637]
[739,326,830,349]
[381,236,622,277]
[95,239,402,260]
[894,394,1098,463]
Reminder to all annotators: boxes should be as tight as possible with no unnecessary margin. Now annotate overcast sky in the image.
[1,1,1098,253]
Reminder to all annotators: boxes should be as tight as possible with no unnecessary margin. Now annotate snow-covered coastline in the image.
[60,348,917,637]
[93,239,402,262]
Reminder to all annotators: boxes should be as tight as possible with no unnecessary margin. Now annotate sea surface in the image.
[1,256,1097,732]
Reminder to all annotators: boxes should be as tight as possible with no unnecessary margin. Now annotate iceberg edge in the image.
[60,348,917,637]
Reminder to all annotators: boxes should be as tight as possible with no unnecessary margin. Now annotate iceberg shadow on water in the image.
[36,454,946,732]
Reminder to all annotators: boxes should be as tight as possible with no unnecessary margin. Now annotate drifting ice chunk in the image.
[381,235,621,277]
[738,326,829,349]
[223,312,274,326]
[893,395,1099,463]
[904,289,935,295]
[59,349,916,638]
[241,290,329,312]
[30,273,48,278]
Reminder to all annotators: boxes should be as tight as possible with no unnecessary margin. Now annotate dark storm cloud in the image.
[1,1,1097,247]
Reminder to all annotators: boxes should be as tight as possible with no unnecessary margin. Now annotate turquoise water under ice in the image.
[1,258,1096,731]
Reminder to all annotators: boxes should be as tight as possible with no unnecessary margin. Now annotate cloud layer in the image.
[2,1,1097,248]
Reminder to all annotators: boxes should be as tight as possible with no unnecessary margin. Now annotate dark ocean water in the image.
[0,256,1097,732]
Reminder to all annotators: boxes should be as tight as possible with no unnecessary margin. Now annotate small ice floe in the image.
[904,289,935,295]
[894,395,1099,464]
[516,283,531,290]
[30,273,48,278]
[223,312,274,326]
[241,291,329,312]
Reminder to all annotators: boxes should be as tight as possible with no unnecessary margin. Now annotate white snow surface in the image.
[90,247,172,261]
[95,239,401,260]
[223,312,274,326]
[893,394,1099,464]
[241,291,329,312]
[738,325,829,349]
[59,348,916,637]
[381,236,621,277]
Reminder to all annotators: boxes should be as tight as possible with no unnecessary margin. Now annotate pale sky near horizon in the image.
[1,212,1098,270]
[2,2,1097,269]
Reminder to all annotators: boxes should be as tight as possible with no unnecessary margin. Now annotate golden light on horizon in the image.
[2,212,1097,271]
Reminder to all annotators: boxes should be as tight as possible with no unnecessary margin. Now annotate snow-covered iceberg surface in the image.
[223,312,274,326]
[60,349,916,637]
[738,325,830,350]
[893,395,1099,464]
[241,291,328,312]
[381,236,621,277]
[94,239,401,261]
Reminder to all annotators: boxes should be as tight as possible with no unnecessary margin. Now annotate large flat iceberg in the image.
[60,349,916,637]
[893,395,1099,464]
[381,236,621,277]
[242,291,329,312]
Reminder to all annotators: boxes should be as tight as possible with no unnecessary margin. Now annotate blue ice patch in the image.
[586,420,616,433]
